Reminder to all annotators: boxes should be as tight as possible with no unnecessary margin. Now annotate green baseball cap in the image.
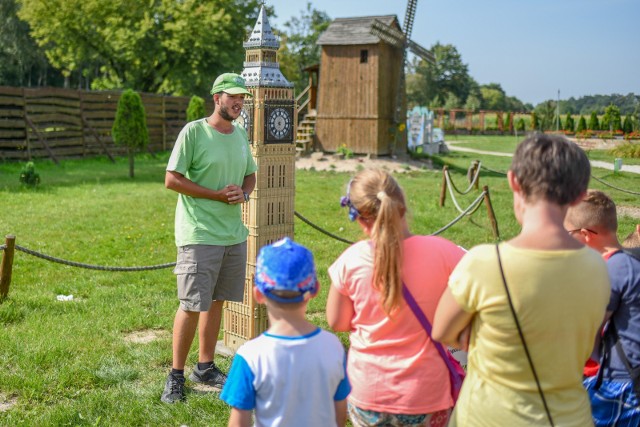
[210,73,252,96]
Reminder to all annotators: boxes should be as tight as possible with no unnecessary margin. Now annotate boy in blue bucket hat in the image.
[221,237,351,427]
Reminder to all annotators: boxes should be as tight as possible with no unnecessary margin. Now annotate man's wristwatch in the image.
[243,192,250,202]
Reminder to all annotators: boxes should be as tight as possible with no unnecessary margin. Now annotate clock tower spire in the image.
[223,5,297,350]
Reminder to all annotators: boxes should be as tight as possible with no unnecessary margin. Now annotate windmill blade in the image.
[403,0,418,40]
[408,39,435,63]
[370,19,405,49]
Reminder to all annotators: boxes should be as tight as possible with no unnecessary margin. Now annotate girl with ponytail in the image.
[327,168,465,427]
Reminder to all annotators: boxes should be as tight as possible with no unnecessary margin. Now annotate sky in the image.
[265,0,639,106]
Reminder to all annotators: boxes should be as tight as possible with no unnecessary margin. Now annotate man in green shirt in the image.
[161,73,257,403]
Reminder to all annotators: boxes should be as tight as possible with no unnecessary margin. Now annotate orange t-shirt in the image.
[328,236,465,414]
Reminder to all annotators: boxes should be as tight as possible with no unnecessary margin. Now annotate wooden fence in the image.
[0,86,206,162]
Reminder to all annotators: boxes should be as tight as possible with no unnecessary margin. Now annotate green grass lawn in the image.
[0,136,638,425]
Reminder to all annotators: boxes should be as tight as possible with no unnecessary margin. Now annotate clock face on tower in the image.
[265,106,293,143]
[234,103,253,143]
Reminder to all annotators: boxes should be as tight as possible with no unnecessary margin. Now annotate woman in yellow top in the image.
[433,134,611,426]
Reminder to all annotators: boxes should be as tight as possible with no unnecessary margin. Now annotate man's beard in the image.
[219,104,238,122]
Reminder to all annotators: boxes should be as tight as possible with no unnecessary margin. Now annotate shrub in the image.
[186,95,206,122]
[601,104,622,131]
[625,131,640,140]
[503,114,511,131]
[112,89,149,178]
[564,113,574,132]
[530,112,538,130]
[588,111,599,130]
[609,141,640,158]
[576,115,587,133]
[516,118,526,132]
[337,144,354,159]
[19,161,40,186]
[622,115,633,134]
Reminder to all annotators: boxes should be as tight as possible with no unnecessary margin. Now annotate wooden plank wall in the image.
[0,87,28,161]
[316,43,403,155]
[0,86,193,161]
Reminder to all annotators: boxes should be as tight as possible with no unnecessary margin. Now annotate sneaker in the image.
[189,364,227,388]
[161,372,186,403]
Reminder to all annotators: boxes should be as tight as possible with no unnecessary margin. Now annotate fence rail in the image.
[0,86,200,162]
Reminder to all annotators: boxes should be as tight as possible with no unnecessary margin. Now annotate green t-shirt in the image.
[167,119,257,246]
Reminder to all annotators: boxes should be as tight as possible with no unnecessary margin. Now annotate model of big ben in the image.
[223,5,297,350]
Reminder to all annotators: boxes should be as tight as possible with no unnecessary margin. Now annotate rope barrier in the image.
[590,175,640,196]
[480,165,507,176]
[447,162,482,195]
[444,171,481,215]
[0,244,6,251]
[480,164,640,197]
[14,245,176,271]
[9,190,497,270]
[429,190,488,236]
[294,188,489,244]
[294,211,354,244]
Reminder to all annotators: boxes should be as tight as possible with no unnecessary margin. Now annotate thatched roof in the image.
[317,15,401,46]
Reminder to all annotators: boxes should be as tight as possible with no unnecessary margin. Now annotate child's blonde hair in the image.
[348,169,406,314]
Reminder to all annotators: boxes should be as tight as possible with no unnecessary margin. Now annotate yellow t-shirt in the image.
[448,243,610,426]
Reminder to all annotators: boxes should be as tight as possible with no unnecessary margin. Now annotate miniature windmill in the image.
[369,0,434,153]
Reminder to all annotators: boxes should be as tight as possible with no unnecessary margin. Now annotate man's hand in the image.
[223,184,245,204]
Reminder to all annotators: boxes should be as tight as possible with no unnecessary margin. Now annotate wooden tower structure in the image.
[222,5,297,350]
[313,0,432,156]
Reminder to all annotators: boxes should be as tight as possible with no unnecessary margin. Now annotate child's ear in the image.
[253,287,266,304]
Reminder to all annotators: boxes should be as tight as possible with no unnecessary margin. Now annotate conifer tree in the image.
[112,89,149,178]
[186,95,206,122]
[588,111,600,130]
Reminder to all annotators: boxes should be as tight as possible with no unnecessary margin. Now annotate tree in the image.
[275,2,331,94]
[0,0,63,87]
[186,95,206,122]
[464,94,481,111]
[588,111,600,130]
[530,111,539,130]
[622,115,633,134]
[564,113,574,132]
[535,101,557,131]
[576,115,587,133]
[480,83,506,111]
[443,92,460,110]
[407,43,476,108]
[601,104,622,131]
[18,0,263,95]
[112,89,149,178]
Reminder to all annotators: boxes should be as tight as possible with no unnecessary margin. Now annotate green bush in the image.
[588,111,600,130]
[516,118,526,132]
[622,115,633,134]
[610,142,640,159]
[564,113,574,132]
[186,95,206,122]
[19,161,40,186]
[112,89,149,178]
[601,104,622,131]
[576,115,587,133]
[337,143,354,159]
[530,112,538,130]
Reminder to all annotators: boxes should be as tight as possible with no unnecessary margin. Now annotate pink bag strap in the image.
[402,282,464,391]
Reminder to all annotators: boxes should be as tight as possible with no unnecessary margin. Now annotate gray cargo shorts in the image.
[173,241,247,312]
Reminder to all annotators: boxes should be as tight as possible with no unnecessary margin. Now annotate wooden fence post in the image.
[0,235,16,300]
[439,166,448,207]
[483,186,500,239]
